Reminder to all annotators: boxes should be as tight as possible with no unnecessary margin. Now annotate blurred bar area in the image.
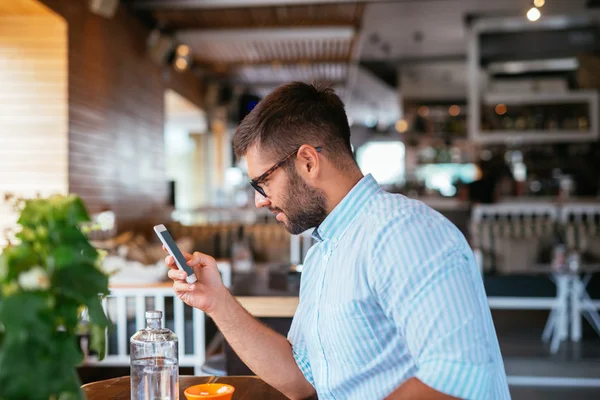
[1,0,600,398]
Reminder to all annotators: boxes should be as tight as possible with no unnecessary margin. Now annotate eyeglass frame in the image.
[250,146,323,198]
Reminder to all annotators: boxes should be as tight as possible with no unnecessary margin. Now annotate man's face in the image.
[246,147,327,234]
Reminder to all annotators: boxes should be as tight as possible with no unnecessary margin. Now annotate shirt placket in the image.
[314,239,338,399]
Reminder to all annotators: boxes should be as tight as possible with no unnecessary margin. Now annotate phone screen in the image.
[158,229,195,277]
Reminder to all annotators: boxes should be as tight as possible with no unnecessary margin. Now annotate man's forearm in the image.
[385,378,460,400]
[209,291,316,400]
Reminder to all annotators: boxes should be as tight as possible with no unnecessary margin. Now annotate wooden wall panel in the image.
[0,0,53,15]
[37,0,205,234]
[0,12,68,246]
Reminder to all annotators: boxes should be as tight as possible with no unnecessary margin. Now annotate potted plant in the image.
[0,194,110,400]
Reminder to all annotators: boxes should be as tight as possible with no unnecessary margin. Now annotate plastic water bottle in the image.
[130,310,179,400]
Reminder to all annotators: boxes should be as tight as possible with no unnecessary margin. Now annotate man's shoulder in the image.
[364,191,448,229]
[362,191,466,258]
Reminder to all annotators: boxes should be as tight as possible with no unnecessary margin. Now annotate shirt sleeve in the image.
[287,313,316,387]
[371,212,497,399]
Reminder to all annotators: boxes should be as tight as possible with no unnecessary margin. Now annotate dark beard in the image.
[280,166,328,235]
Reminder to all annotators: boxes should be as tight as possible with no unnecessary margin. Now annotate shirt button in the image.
[323,255,329,261]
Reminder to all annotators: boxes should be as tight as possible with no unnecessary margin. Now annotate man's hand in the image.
[163,247,315,400]
[164,248,228,315]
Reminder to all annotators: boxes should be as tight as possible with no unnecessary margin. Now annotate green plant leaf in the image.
[51,245,75,270]
[0,291,52,332]
[47,332,84,396]
[54,227,97,259]
[52,263,109,301]
[52,264,109,329]
[65,195,90,225]
[0,252,8,283]
[17,198,48,227]
[0,337,46,399]
[86,296,109,328]
[2,243,41,282]
[15,226,36,242]
[89,323,107,361]
[54,299,80,334]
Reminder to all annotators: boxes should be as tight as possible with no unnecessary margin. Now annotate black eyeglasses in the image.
[250,146,323,198]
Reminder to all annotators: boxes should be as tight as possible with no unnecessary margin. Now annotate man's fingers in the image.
[164,255,176,268]
[173,281,195,293]
[168,269,187,281]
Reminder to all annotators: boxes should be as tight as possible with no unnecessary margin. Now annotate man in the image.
[165,82,510,399]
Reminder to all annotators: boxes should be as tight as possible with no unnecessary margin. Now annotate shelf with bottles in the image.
[403,102,468,140]
[474,91,599,144]
[414,142,476,165]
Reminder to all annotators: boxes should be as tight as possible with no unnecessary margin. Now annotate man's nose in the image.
[255,191,271,208]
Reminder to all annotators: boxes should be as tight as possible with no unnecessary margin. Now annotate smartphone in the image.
[154,224,197,284]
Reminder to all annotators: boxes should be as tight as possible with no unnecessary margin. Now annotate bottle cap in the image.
[146,310,162,319]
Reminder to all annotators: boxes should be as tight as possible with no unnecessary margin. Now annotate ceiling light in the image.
[175,57,188,71]
[364,115,377,128]
[449,105,460,117]
[527,7,541,22]
[395,119,408,133]
[533,0,545,7]
[417,106,430,117]
[495,104,507,115]
[176,44,190,57]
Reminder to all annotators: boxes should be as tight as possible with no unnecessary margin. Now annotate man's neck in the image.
[323,169,364,214]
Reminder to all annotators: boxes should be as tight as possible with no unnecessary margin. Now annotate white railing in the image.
[471,202,559,224]
[83,262,231,376]
[82,287,206,375]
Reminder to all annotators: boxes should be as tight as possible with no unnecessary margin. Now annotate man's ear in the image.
[296,145,321,176]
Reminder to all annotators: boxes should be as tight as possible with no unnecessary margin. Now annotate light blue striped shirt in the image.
[288,174,510,399]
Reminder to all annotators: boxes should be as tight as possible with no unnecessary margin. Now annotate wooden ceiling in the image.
[177,27,356,68]
[131,1,366,84]
[231,62,349,85]
[152,3,364,31]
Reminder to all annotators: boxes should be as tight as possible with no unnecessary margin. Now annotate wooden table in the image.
[82,375,288,399]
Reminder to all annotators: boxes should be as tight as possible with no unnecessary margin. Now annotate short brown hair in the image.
[233,82,355,168]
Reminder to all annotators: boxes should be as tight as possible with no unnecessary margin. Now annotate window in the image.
[356,141,405,185]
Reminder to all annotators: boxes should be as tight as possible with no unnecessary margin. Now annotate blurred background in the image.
[1,0,600,398]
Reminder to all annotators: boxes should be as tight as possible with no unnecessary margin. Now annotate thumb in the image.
[187,251,215,269]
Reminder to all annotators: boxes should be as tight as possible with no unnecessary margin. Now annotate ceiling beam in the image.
[176,26,355,41]
[177,26,355,41]
[133,0,417,10]
[195,58,351,69]
[231,79,347,87]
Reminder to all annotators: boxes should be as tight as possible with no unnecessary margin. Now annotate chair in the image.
[471,203,569,353]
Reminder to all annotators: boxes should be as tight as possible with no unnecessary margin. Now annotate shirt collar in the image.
[312,174,381,243]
